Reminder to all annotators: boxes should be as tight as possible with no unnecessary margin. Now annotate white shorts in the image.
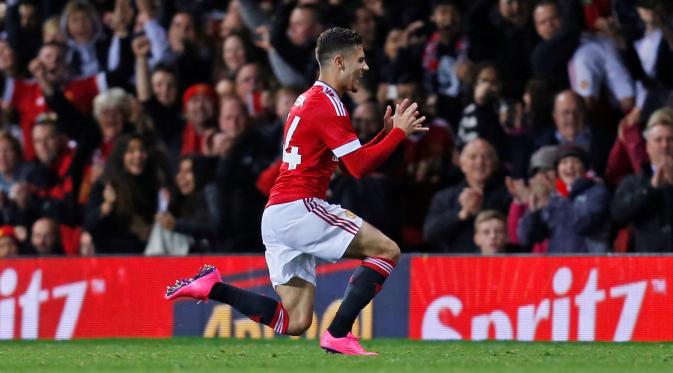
[261,198,363,287]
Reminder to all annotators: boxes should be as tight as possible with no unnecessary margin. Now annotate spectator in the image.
[209,94,274,252]
[180,83,218,156]
[624,0,673,117]
[132,0,170,69]
[234,62,271,121]
[507,145,558,253]
[466,0,538,99]
[422,0,469,127]
[42,15,65,44]
[612,107,673,252]
[6,40,131,160]
[78,88,136,200]
[530,0,584,91]
[147,156,221,255]
[215,32,253,81]
[84,134,167,254]
[133,35,183,168]
[568,24,635,113]
[23,111,98,228]
[250,3,324,88]
[456,63,508,160]
[0,131,27,196]
[0,38,23,79]
[29,217,64,255]
[473,210,509,255]
[0,225,19,257]
[255,86,299,154]
[161,11,212,88]
[423,138,511,253]
[349,5,383,101]
[518,143,611,253]
[536,90,611,175]
[60,0,134,78]
[604,108,649,188]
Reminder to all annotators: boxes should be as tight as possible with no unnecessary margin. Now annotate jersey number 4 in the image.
[282,115,302,170]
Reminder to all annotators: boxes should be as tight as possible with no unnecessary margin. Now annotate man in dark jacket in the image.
[466,0,539,99]
[612,108,673,252]
[210,95,276,252]
[423,138,511,252]
[530,0,583,91]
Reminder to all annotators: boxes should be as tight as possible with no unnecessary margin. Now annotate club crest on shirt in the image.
[344,210,357,219]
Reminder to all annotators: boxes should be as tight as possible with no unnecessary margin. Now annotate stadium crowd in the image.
[0,0,672,257]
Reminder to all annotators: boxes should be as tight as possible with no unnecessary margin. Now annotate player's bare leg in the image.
[274,277,316,335]
[320,221,400,355]
[343,221,401,261]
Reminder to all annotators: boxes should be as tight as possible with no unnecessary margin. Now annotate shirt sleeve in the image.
[602,40,635,101]
[568,43,602,99]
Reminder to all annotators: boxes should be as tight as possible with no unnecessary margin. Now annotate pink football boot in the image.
[165,264,221,302]
[320,330,379,356]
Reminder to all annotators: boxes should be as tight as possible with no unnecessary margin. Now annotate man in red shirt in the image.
[3,42,106,160]
[166,28,426,355]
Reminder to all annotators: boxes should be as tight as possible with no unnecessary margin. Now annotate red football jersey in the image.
[267,81,362,206]
[3,74,105,159]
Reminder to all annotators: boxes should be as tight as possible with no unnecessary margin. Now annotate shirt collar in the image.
[314,80,340,97]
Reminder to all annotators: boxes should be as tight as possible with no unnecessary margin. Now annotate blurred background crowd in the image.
[0,0,672,257]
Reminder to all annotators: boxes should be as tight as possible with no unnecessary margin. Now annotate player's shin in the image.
[209,283,289,334]
[327,257,396,338]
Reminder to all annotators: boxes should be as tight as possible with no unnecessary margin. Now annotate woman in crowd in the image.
[84,134,167,254]
[147,156,221,254]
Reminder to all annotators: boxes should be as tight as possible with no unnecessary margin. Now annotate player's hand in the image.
[392,99,427,136]
[382,105,393,133]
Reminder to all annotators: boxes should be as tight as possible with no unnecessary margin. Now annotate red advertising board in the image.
[0,257,268,339]
[0,256,372,341]
[409,256,673,342]
[4,255,673,341]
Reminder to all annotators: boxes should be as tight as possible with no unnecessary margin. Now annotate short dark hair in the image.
[315,27,362,67]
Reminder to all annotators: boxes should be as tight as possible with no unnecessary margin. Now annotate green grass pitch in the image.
[1,338,673,372]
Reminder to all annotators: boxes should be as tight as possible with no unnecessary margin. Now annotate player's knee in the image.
[286,313,313,336]
[379,238,400,263]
